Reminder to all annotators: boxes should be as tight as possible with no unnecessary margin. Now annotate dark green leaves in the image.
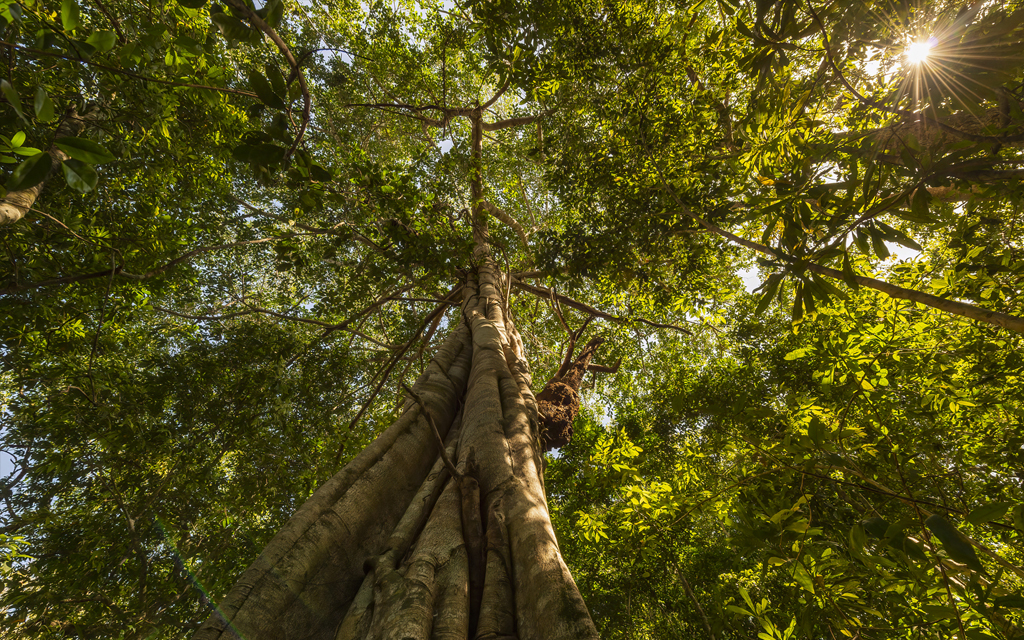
[61,158,98,192]
[966,502,1012,526]
[232,142,287,165]
[256,0,284,27]
[1,79,26,122]
[754,272,783,315]
[211,11,259,44]
[55,138,115,164]
[249,70,286,110]
[178,0,208,8]
[33,87,54,123]
[925,514,986,574]
[7,152,51,191]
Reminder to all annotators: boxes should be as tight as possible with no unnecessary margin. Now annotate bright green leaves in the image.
[60,0,79,31]
[925,514,986,574]
[0,131,42,164]
[966,502,1013,526]
[56,137,115,164]
[85,30,117,52]
[6,151,51,191]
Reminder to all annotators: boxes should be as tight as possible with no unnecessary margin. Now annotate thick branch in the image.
[1,104,100,225]
[482,109,556,132]
[645,142,1024,334]
[470,109,489,261]
[481,201,529,247]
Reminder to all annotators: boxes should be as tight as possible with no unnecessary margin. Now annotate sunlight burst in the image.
[904,37,937,64]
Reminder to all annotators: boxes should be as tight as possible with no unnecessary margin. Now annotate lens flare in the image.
[905,37,938,64]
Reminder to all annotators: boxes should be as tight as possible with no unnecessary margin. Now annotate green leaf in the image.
[791,281,804,322]
[966,502,1012,526]
[876,221,922,252]
[266,63,287,98]
[863,517,889,538]
[849,522,866,553]
[178,0,208,8]
[248,70,286,110]
[55,138,115,164]
[868,225,890,260]
[854,228,871,256]
[257,0,284,27]
[807,417,825,447]
[754,272,782,315]
[994,594,1024,609]
[6,152,52,191]
[233,142,287,166]
[60,158,98,192]
[211,13,258,43]
[841,252,859,290]
[308,163,332,182]
[61,0,80,31]
[911,186,932,221]
[791,563,815,594]
[33,87,54,123]
[925,514,986,573]
[1,79,26,122]
[86,30,117,52]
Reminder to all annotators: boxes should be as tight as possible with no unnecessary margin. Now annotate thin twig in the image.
[512,278,693,335]
[401,383,461,481]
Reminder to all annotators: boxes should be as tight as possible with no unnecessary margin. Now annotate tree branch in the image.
[0,41,259,98]
[481,201,529,247]
[511,279,693,335]
[482,109,556,132]
[223,0,311,159]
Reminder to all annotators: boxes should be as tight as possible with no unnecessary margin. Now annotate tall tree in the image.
[4,0,1024,638]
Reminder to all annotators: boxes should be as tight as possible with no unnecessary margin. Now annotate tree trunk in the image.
[195,261,599,640]
[0,104,97,225]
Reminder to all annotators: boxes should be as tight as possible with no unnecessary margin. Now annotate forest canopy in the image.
[2,0,1024,637]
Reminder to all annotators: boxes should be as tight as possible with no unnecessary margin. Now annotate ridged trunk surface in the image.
[195,261,599,640]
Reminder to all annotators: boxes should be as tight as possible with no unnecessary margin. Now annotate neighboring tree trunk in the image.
[0,104,97,225]
[195,261,598,640]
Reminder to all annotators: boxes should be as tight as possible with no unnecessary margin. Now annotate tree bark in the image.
[195,263,598,640]
[0,105,97,225]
